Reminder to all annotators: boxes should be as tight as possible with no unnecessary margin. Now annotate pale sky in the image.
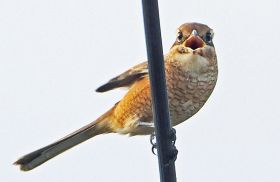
[1,0,280,182]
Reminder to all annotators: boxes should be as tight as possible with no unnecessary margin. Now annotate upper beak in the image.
[185,30,205,50]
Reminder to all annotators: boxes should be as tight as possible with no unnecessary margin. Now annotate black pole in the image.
[141,0,177,182]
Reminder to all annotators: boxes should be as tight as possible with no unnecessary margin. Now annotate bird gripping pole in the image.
[141,0,177,182]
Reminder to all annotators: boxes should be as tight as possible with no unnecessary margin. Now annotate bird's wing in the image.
[96,62,148,92]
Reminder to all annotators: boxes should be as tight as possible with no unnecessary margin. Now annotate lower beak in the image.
[185,34,205,50]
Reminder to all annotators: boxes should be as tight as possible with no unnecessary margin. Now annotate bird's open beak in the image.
[185,30,205,50]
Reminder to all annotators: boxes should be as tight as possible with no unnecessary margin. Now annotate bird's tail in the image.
[14,107,115,171]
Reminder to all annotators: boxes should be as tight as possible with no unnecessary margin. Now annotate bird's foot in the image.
[167,128,178,165]
[150,132,157,155]
[149,128,178,164]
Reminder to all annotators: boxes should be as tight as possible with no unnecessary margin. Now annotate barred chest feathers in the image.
[165,53,217,125]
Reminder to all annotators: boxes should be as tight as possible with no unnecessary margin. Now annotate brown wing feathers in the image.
[96,62,148,93]
[96,72,147,92]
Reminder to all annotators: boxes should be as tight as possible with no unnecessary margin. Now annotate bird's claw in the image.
[167,128,178,164]
[149,128,178,163]
[169,128,176,145]
[150,132,157,155]
[166,145,178,165]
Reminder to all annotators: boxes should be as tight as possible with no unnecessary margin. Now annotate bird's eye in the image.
[177,31,183,42]
[205,32,212,42]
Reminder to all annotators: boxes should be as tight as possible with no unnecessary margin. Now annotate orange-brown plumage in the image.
[14,22,218,171]
[112,77,152,129]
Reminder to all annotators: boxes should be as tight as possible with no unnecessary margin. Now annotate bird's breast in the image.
[166,55,218,125]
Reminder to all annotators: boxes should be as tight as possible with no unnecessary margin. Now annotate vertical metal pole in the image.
[141,0,177,182]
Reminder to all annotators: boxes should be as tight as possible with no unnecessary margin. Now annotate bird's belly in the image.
[167,73,217,126]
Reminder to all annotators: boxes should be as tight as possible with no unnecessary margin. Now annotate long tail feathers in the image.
[14,107,114,171]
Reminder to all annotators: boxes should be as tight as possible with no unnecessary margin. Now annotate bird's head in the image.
[169,22,216,62]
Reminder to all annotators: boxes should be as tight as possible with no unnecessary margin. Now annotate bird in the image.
[14,22,218,171]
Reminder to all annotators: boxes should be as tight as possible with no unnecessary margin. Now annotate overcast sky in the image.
[1,0,280,182]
